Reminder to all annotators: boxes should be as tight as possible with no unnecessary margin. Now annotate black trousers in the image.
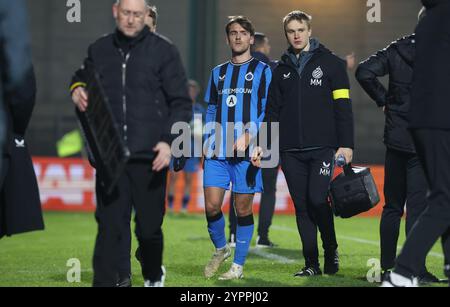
[281,149,338,268]
[0,156,9,237]
[395,129,450,279]
[229,166,279,239]
[93,161,167,287]
[380,148,428,271]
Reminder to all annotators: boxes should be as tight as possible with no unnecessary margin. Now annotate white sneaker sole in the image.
[218,274,244,281]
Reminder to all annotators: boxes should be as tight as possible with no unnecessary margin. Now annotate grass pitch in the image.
[0,212,446,287]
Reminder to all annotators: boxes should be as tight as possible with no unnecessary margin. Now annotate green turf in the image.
[0,212,447,287]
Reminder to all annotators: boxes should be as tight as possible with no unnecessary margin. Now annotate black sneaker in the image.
[324,250,339,275]
[256,236,277,248]
[381,270,392,283]
[294,266,322,277]
[116,274,132,287]
[381,272,418,287]
[419,271,440,284]
[445,265,450,285]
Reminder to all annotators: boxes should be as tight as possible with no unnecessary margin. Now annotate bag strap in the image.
[343,163,355,176]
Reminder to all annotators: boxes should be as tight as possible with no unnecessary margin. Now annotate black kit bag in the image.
[329,164,380,219]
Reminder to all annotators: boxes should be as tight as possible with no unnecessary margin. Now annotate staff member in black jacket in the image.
[355,8,438,284]
[0,0,33,173]
[382,0,450,287]
[261,11,354,277]
[0,0,42,240]
[0,67,43,240]
[70,0,191,287]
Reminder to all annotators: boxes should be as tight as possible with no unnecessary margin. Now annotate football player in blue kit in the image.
[202,15,271,280]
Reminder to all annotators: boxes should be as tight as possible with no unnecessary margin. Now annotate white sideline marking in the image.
[271,225,445,259]
[249,248,296,264]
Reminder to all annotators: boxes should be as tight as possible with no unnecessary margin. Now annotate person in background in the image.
[167,80,205,215]
[145,4,157,32]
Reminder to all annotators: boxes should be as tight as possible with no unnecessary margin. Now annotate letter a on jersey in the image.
[227,95,237,107]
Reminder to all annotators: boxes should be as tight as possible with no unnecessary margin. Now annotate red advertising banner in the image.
[34,158,384,216]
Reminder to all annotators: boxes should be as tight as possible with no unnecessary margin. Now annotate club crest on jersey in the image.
[311,66,323,86]
[226,95,238,108]
[245,72,254,82]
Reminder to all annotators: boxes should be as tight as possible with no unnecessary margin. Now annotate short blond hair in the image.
[283,10,312,32]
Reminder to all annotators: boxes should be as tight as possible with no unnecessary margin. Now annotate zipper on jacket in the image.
[298,75,304,147]
[295,55,319,148]
[119,50,131,143]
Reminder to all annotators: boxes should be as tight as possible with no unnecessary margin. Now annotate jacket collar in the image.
[279,38,328,68]
[113,26,150,50]
[394,34,416,67]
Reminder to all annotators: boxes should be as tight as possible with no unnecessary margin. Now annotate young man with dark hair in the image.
[229,31,279,249]
[260,10,354,277]
[202,16,271,280]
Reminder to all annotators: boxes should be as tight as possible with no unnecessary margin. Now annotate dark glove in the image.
[246,164,259,189]
[173,157,186,172]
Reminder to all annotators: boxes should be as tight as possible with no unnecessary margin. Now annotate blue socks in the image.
[207,212,227,249]
[206,212,255,267]
[234,215,254,266]
[168,195,174,210]
[182,196,190,210]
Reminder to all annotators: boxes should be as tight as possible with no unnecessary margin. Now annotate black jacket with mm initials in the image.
[265,44,354,152]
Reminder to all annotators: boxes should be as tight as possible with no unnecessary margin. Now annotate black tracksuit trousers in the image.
[281,148,338,268]
[395,129,450,279]
[93,160,167,287]
[380,148,428,272]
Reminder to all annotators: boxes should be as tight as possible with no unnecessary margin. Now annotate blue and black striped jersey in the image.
[204,58,272,160]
